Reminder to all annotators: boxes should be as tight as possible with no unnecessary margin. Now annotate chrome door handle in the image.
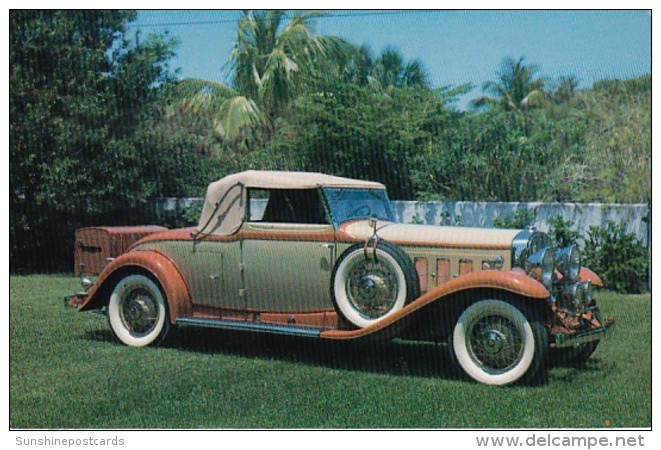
[320,243,335,249]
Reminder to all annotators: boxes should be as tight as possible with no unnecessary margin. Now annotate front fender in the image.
[579,267,603,287]
[320,269,549,341]
[78,250,192,323]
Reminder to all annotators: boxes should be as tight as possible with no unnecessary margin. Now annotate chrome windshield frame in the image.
[322,187,396,228]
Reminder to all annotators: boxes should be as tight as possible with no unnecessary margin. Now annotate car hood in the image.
[339,220,521,250]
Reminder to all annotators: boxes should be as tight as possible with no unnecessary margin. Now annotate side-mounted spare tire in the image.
[331,241,420,329]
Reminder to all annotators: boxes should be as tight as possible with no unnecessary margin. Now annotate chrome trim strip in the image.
[176,317,322,338]
[553,321,614,348]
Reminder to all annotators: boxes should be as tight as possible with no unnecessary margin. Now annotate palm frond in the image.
[521,89,547,108]
[214,95,262,140]
[471,95,498,109]
[171,79,237,114]
[435,83,474,104]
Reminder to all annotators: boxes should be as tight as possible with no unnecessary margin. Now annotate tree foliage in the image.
[10,10,218,271]
[275,84,448,198]
[576,76,651,203]
[371,46,430,89]
[10,10,651,275]
[472,56,546,110]
[336,44,430,89]
[209,10,347,141]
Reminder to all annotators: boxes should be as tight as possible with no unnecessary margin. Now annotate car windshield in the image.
[323,188,396,226]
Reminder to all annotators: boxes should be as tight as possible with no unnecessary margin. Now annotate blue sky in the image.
[134,10,651,108]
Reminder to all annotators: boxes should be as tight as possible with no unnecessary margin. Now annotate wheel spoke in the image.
[346,258,399,318]
[120,287,159,337]
[467,314,524,374]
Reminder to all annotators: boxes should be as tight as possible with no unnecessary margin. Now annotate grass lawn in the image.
[9,275,651,429]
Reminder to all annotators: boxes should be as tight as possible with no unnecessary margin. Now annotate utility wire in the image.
[129,10,437,28]
[129,18,238,28]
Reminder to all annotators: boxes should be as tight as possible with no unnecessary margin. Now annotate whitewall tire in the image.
[331,242,419,329]
[451,299,547,386]
[108,274,170,347]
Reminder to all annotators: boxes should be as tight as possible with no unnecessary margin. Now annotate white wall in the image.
[393,201,649,246]
[155,198,650,246]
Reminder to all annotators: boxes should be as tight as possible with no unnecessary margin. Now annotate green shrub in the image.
[158,202,203,229]
[581,221,649,294]
[547,215,582,249]
[493,212,648,294]
[492,208,536,229]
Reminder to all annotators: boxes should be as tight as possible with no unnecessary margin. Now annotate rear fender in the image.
[78,250,192,323]
[320,269,550,341]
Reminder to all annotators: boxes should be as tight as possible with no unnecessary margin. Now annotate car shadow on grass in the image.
[85,326,462,380]
[175,327,466,380]
[547,357,616,383]
[84,327,612,385]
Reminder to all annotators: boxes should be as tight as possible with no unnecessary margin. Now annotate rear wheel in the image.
[331,241,420,328]
[108,274,170,347]
[450,299,547,386]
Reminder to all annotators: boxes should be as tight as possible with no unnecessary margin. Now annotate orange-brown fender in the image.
[78,250,192,323]
[579,267,603,287]
[320,269,549,341]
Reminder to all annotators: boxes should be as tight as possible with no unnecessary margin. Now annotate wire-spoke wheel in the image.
[451,299,547,386]
[108,274,170,347]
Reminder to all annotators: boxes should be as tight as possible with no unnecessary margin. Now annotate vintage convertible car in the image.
[75,171,612,386]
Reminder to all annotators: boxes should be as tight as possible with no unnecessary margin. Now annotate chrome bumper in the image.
[553,319,614,348]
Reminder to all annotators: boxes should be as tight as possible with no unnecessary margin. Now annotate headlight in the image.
[555,245,581,282]
[562,281,593,312]
[525,247,554,288]
[578,281,593,302]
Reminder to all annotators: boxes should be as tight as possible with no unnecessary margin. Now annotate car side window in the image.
[248,188,329,224]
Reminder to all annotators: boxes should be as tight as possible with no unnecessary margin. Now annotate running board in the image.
[176,317,322,338]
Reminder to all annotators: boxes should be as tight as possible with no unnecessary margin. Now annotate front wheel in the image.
[450,299,547,386]
[108,274,170,347]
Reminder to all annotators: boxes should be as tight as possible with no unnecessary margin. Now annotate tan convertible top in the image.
[197,171,385,235]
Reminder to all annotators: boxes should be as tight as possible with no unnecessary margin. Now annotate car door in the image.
[241,188,336,312]
[150,238,243,310]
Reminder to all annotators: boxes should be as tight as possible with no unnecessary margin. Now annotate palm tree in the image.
[180,10,346,141]
[553,75,580,104]
[338,45,429,89]
[472,56,545,111]
[372,46,429,89]
[401,59,429,88]
[339,44,374,86]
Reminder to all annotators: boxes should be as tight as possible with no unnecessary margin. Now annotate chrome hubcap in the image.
[482,330,507,356]
[346,259,398,319]
[468,315,524,374]
[120,287,158,337]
